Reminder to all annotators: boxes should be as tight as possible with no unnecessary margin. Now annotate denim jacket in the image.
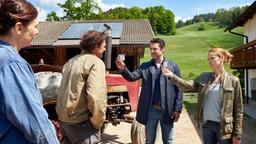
[167,72,243,140]
[0,41,59,144]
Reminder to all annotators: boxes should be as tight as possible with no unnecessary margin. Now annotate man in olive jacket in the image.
[116,38,183,144]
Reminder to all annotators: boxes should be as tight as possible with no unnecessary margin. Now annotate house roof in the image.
[224,1,256,32]
[29,19,154,48]
[32,21,73,46]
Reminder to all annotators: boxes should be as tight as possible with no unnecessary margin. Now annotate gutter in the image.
[228,29,248,43]
[227,29,249,104]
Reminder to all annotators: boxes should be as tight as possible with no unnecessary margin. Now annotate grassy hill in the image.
[141,22,244,79]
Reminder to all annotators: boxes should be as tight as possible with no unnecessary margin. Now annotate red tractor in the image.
[20,20,155,143]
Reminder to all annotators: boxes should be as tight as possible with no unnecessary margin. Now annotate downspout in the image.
[228,29,248,42]
[228,29,249,104]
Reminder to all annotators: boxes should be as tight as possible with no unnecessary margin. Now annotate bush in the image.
[198,24,206,31]
[188,72,196,79]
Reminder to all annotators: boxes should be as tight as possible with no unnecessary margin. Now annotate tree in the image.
[129,7,147,19]
[199,17,205,23]
[102,7,132,19]
[214,8,232,27]
[46,11,60,21]
[176,20,184,28]
[46,0,176,35]
[57,0,102,20]
[143,6,175,35]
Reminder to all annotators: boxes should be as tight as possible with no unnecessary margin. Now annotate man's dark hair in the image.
[150,38,165,49]
[80,30,107,53]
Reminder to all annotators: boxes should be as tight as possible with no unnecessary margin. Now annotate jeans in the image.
[202,120,232,144]
[59,120,100,144]
[145,108,174,144]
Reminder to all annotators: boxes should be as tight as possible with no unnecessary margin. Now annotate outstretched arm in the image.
[162,67,199,92]
[115,57,142,81]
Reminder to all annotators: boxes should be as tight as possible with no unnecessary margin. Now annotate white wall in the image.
[244,13,256,41]
[248,70,256,97]
[244,13,256,98]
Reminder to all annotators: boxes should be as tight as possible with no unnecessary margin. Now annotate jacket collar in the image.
[210,71,228,84]
[210,70,227,82]
[149,57,167,74]
[220,71,228,86]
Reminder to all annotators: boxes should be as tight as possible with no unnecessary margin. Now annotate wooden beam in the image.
[54,48,67,65]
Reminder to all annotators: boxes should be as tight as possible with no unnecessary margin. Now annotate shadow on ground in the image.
[101,133,132,144]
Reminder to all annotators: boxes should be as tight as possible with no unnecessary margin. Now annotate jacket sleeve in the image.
[168,69,208,92]
[120,67,142,82]
[173,63,183,112]
[0,63,59,144]
[233,78,243,139]
[168,73,201,93]
[86,61,107,129]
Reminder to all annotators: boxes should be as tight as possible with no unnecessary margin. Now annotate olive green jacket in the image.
[56,54,107,129]
[167,72,243,140]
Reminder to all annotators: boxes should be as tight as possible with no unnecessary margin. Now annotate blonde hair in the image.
[208,48,233,64]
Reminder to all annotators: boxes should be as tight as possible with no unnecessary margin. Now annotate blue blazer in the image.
[121,58,183,125]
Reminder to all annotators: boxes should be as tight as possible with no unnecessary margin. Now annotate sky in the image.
[28,0,255,22]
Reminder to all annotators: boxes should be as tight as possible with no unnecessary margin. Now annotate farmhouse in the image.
[225,1,256,103]
[20,19,154,72]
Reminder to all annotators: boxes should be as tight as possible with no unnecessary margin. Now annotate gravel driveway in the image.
[101,112,202,144]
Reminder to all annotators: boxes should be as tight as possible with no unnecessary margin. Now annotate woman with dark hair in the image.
[0,0,59,143]
[163,48,243,144]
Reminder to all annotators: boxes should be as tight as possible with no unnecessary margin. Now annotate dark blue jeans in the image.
[202,120,232,144]
[59,120,100,144]
[145,108,174,144]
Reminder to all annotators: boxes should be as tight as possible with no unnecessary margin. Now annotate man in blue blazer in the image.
[116,38,183,144]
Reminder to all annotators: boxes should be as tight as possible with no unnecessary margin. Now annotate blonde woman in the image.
[163,48,243,144]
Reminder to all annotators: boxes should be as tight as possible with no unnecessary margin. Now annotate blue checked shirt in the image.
[0,41,59,144]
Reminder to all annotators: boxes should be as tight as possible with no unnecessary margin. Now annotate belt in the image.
[152,104,161,110]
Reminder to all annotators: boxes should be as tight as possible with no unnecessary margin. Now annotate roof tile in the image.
[30,19,154,47]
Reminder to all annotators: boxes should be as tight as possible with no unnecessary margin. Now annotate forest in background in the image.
[45,0,249,35]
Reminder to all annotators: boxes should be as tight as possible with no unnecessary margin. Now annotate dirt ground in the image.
[101,111,256,144]
[101,112,202,144]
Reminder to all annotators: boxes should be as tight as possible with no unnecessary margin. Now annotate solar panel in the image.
[59,23,123,40]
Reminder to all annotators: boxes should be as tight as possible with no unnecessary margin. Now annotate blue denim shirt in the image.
[0,41,59,144]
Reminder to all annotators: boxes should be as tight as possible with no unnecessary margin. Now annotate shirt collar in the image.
[0,40,17,53]
[151,57,166,65]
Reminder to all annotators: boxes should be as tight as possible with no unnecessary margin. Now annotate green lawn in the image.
[141,22,244,80]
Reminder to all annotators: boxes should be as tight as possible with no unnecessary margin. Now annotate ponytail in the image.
[208,48,233,64]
